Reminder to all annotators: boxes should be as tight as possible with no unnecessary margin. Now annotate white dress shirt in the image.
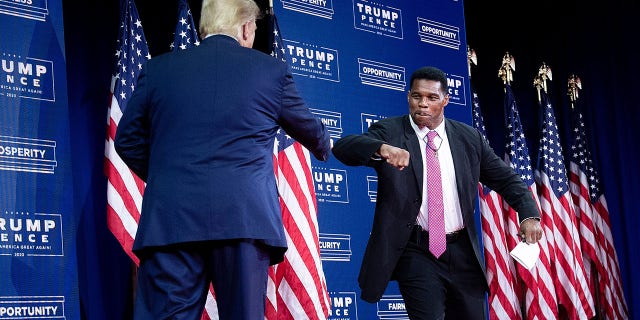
[410,117,465,233]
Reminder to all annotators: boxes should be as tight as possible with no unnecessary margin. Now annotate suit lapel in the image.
[445,119,471,218]
[402,116,423,193]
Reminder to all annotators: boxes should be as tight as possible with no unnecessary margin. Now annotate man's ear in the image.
[238,21,254,47]
[241,22,250,41]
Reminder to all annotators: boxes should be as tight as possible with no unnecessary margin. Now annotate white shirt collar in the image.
[409,116,446,140]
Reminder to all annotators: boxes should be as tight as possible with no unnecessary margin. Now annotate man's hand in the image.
[520,218,543,244]
[378,144,410,170]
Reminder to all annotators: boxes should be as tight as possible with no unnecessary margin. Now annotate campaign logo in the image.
[0,211,63,257]
[319,233,352,262]
[283,39,340,82]
[377,295,408,319]
[0,0,48,21]
[361,113,386,133]
[357,58,406,91]
[353,0,403,39]
[416,18,461,50]
[1,53,55,101]
[328,291,358,319]
[446,73,466,106]
[281,0,335,19]
[313,167,348,203]
[311,108,342,148]
[0,296,65,319]
[0,135,57,174]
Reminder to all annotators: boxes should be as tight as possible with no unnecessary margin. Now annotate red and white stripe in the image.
[105,83,144,266]
[569,162,612,319]
[198,142,331,320]
[267,141,330,319]
[479,185,522,319]
[537,171,595,320]
[569,162,629,319]
[593,196,629,319]
[503,185,558,320]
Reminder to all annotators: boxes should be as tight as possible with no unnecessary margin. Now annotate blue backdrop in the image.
[2,0,634,319]
[0,1,80,319]
[272,1,472,318]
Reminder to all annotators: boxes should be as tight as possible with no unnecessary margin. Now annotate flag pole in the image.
[498,52,515,90]
[567,74,582,109]
[467,46,477,78]
[533,62,552,103]
[269,0,274,15]
[567,71,606,320]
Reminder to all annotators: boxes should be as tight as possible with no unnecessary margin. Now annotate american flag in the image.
[105,0,151,266]
[471,90,522,320]
[567,96,629,319]
[170,0,200,51]
[502,84,558,319]
[534,88,594,319]
[264,11,331,319]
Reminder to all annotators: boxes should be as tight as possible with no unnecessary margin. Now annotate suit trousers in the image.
[134,239,270,320]
[392,228,487,320]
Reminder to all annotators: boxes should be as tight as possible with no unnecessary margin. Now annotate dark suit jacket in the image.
[114,35,330,264]
[332,115,539,302]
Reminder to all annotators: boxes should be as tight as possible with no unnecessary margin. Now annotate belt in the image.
[408,225,464,246]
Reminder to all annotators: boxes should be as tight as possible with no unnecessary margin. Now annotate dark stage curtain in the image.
[466,1,639,319]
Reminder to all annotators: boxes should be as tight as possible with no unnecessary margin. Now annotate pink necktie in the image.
[426,130,445,257]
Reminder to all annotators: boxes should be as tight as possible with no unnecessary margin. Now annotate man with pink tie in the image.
[332,66,542,319]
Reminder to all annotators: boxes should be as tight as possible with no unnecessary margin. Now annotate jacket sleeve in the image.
[277,71,331,162]
[332,120,390,167]
[477,130,540,222]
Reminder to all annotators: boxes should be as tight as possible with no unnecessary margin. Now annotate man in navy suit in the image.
[332,66,542,319]
[114,0,331,318]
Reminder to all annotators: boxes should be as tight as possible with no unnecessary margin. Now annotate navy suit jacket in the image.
[332,115,539,302]
[114,35,331,264]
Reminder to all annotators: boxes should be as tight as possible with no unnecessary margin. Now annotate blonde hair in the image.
[199,0,261,38]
